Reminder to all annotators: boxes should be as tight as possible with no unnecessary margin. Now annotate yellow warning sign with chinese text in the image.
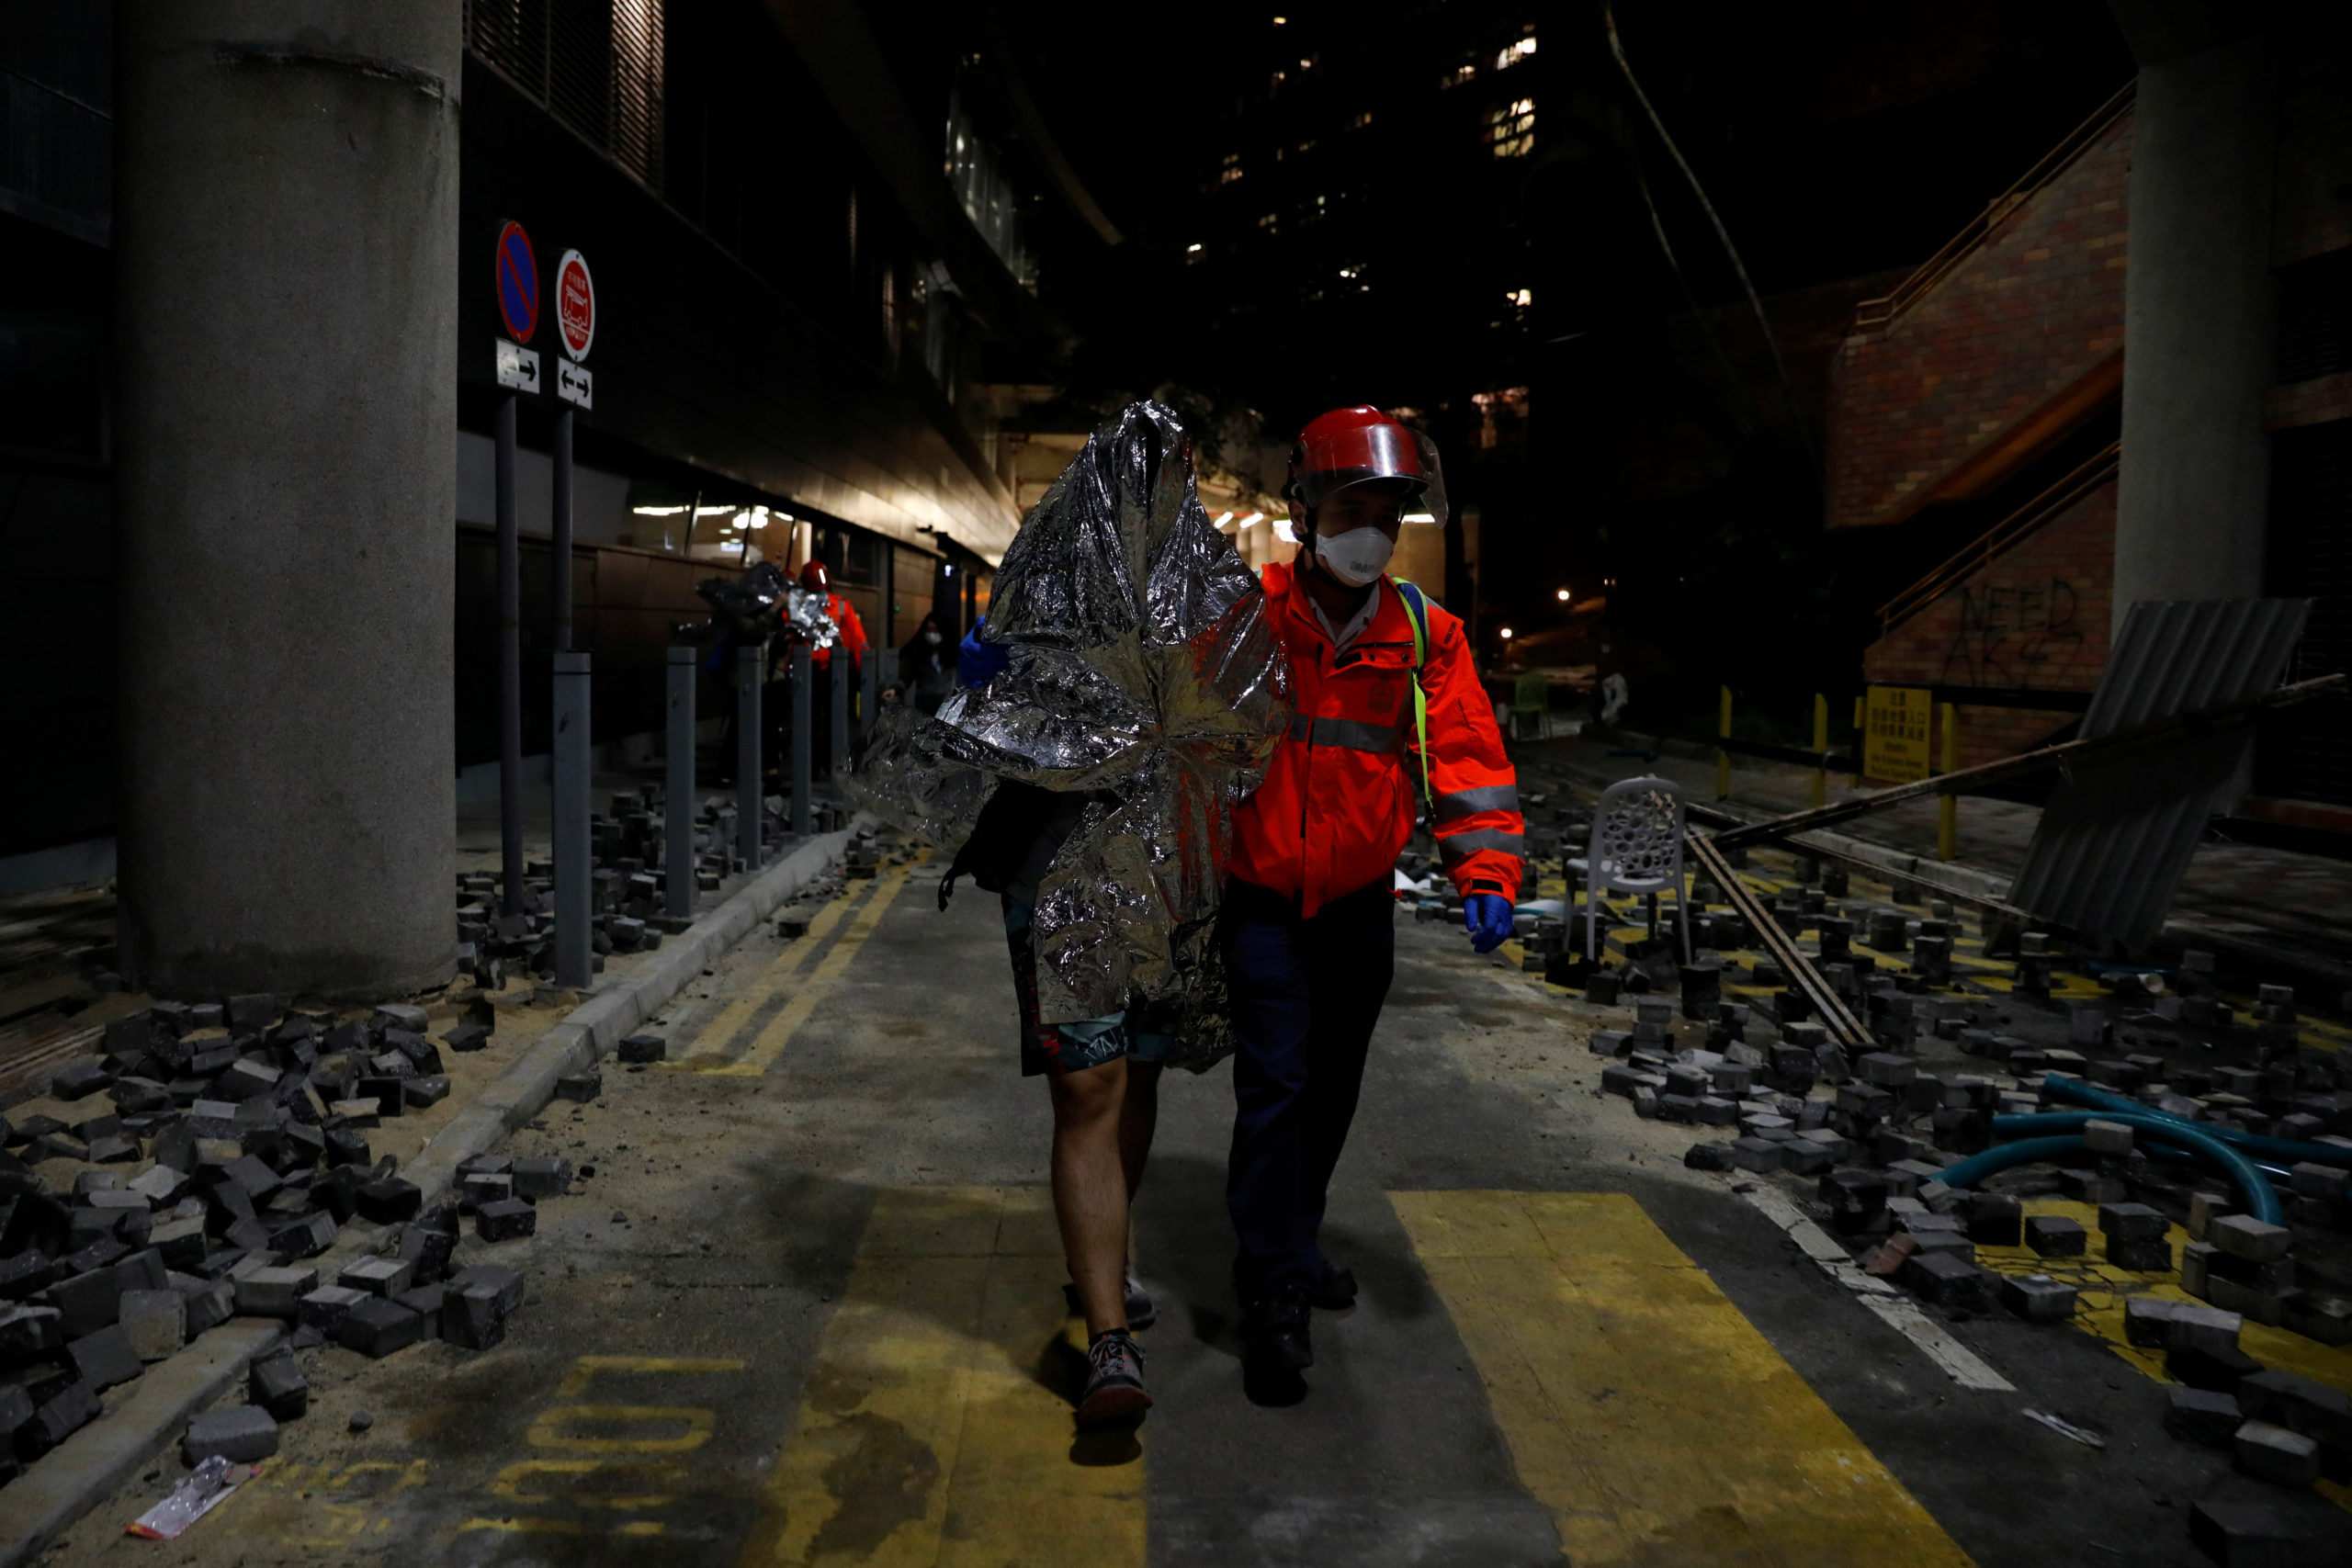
[1863,685,1933,783]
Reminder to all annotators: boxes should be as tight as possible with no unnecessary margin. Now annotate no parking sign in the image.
[493,220,542,393]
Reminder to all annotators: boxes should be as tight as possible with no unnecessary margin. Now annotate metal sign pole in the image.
[495,392,524,915]
[792,644,813,836]
[830,650,849,778]
[552,650,592,987]
[549,406,591,987]
[666,645,696,919]
[737,641,764,867]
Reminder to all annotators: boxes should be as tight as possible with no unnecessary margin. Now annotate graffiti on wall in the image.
[1939,578,2091,687]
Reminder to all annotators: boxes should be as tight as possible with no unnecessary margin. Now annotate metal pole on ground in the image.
[737,641,763,867]
[1810,693,1828,809]
[666,645,696,920]
[792,644,813,836]
[1715,686,1732,801]
[552,650,592,987]
[830,652,849,778]
[496,393,524,914]
[1938,703,1961,862]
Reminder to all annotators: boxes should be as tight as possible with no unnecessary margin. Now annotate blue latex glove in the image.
[956,618,1010,689]
[1464,894,1515,954]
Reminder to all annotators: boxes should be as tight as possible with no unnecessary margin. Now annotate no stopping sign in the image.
[556,250,595,362]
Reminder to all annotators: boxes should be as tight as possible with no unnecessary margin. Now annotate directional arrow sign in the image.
[556,358,594,409]
[495,338,541,394]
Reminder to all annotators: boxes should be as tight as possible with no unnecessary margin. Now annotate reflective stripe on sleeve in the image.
[1433,784,1521,823]
[1289,714,1405,754]
[1438,828,1526,864]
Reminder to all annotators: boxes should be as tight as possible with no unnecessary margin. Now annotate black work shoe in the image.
[1241,1288,1314,1374]
[1076,1329,1151,1426]
[1306,1264,1358,1310]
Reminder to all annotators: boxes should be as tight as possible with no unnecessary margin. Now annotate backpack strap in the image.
[1389,578,1435,808]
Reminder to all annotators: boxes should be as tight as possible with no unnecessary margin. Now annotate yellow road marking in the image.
[741,1186,1142,1568]
[676,886,876,1063]
[696,863,915,1077]
[1392,1190,1976,1568]
[1973,1198,2352,1509]
[556,1354,748,1397]
[526,1404,716,1452]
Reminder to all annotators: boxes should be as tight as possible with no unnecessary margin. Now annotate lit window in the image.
[1496,33,1536,71]
[1219,152,1243,186]
[1185,242,1204,266]
[1349,111,1373,130]
[1258,212,1278,230]
[1485,97,1535,158]
[1510,288,1532,307]
[1443,62,1475,89]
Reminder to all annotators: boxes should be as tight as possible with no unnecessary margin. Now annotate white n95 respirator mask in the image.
[1312,526,1394,588]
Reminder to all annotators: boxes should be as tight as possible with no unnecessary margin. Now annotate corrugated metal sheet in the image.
[2007,598,2311,944]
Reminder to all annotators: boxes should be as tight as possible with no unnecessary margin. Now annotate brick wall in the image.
[1824,112,2132,531]
[1861,477,2114,772]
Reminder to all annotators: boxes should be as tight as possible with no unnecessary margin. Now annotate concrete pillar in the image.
[2110,8,2278,610]
[115,2,461,998]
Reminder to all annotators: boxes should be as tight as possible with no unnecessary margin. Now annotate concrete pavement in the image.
[37,831,2335,1566]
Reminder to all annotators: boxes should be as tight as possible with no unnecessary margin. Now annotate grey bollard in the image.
[737,641,763,867]
[791,644,813,837]
[830,649,850,777]
[551,650,593,989]
[666,646,695,920]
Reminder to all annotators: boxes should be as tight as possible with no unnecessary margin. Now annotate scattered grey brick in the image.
[334,1296,424,1359]
[249,1351,308,1420]
[475,1199,537,1243]
[444,1283,507,1350]
[184,1404,278,1464]
[2211,1213,2294,1263]
[554,1070,603,1103]
[1901,1250,1989,1312]
[2188,1497,2344,1567]
[339,1257,413,1298]
[403,1075,450,1109]
[50,1060,112,1100]
[180,1276,235,1336]
[512,1158,572,1200]
[616,1033,666,1065]
[2165,1385,2245,1449]
[371,1003,429,1035]
[2169,1303,2246,1358]
[21,1381,100,1458]
[2237,1419,2322,1488]
[297,1285,368,1334]
[66,1323,143,1391]
[393,1283,445,1339]
[118,1288,186,1361]
[233,1265,319,1318]
[356,1178,422,1224]
[448,1264,524,1316]
[1996,1273,2075,1323]
[2098,1201,2168,1242]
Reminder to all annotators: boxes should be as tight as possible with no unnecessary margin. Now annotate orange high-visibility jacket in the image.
[1228,561,1524,916]
[807,592,867,671]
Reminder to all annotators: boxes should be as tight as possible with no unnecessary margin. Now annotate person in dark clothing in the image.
[899,613,956,715]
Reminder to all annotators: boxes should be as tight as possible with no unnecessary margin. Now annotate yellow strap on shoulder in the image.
[1391,579,1434,807]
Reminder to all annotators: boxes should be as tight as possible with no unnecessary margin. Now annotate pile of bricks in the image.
[0,994,549,1482]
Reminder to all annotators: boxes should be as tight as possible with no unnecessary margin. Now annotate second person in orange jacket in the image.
[1224,406,1524,1393]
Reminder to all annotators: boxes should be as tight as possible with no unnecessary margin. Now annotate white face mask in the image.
[922,630,941,645]
[1311,525,1394,588]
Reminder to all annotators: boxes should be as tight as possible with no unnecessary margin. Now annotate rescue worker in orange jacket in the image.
[785,559,868,775]
[1225,406,1523,1388]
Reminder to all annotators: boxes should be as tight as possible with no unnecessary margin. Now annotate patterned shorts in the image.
[1001,897,1177,1077]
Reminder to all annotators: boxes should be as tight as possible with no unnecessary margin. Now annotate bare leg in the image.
[1049,1056,1132,1337]
[1119,1061,1160,1202]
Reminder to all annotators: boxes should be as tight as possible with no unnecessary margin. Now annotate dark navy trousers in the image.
[1222,875,1395,1299]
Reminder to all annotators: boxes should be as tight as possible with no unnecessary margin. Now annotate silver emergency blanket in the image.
[783,583,841,649]
[849,400,1292,1069]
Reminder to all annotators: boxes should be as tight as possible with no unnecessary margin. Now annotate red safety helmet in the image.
[1283,407,1448,526]
[798,559,830,592]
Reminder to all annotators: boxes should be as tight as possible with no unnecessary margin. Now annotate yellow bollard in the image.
[1937,702,1959,862]
[1810,693,1828,809]
[1716,686,1732,801]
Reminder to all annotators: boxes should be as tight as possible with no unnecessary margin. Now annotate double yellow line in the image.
[671,860,918,1076]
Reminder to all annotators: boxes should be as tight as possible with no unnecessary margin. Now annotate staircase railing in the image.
[1877,441,2121,636]
[1854,79,2136,331]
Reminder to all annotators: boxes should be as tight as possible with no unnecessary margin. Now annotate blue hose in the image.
[2041,1073,2352,1170]
[1962,1110,2283,1224]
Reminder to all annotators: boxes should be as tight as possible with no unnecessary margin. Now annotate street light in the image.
[1499,626,1514,640]
[1555,587,1570,601]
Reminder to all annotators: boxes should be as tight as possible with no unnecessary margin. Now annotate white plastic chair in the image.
[1568,775,1691,964]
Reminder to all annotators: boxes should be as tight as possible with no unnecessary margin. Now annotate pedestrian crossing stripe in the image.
[1393,1190,1978,1568]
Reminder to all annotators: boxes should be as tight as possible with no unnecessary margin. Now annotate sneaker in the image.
[1061,1271,1157,1331]
[1241,1286,1313,1374]
[1076,1328,1152,1425]
[1306,1263,1357,1311]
